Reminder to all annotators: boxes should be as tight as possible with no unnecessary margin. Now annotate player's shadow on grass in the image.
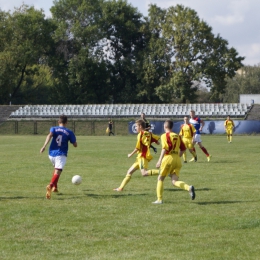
[53,192,149,200]
[196,201,244,205]
[87,193,148,199]
[165,187,211,192]
[0,196,29,200]
[209,159,240,164]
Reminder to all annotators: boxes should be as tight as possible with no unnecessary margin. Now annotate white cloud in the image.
[242,43,260,66]
[214,14,244,25]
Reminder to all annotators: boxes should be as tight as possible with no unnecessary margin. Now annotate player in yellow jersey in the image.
[113,119,160,191]
[152,120,195,204]
[224,115,235,143]
[179,116,197,163]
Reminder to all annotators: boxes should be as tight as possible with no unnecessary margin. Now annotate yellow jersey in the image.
[224,120,234,130]
[136,131,160,160]
[179,123,196,138]
[161,132,186,155]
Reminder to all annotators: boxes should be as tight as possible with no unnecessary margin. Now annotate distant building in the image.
[240,94,260,104]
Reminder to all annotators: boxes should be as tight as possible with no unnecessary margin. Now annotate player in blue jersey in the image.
[40,115,77,199]
[189,110,211,162]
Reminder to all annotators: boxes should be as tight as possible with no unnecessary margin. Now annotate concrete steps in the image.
[0,105,22,121]
[245,104,260,120]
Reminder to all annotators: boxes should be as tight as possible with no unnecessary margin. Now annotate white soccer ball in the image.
[72,175,82,185]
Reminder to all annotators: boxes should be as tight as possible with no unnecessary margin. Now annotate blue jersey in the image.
[190,117,201,134]
[49,126,76,157]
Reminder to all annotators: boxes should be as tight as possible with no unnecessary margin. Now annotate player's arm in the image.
[151,134,160,145]
[200,119,205,132]
[191,125,196,142]
[40,132,53,153]
[128,148,138,158]
[156,149,166,168]
[70,133,77,147]
[179,125,183,137]
[145,124,151,131]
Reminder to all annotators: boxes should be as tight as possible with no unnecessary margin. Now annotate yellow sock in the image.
[157,180,164,201]
[183,152,187,162]
[119,174,131,189]
[227,135,229,142]
[147,169,159,176]
[230,135,232,142]
[174,181,190,191]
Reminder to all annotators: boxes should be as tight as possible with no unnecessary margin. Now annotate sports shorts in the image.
[193,134,202,143]
[49,155,67,170]
[159,154,182,177]
[131,157,149,171]
[182,137,194,149]
[226,129,233,135]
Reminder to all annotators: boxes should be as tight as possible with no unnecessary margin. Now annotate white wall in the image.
[240,94,260,104]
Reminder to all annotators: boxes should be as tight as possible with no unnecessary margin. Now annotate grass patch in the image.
[0,135,260,259]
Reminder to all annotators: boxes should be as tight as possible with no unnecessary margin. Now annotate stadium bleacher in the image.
[9,103,251,118]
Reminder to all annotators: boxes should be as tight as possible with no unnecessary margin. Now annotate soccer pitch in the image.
[0,135,259,259]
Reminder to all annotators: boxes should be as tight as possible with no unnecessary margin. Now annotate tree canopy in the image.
[0,1,245,105]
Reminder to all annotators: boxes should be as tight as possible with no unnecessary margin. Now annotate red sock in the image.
[50,174,60,187]
[200,146,209,156]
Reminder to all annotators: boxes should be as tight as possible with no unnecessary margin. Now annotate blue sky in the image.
[1,0,259,66]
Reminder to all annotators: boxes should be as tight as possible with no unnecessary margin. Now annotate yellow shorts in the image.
[226,129,233,135]
[182,137,194,149]
[131,157,149,170]
[159,154,182,177]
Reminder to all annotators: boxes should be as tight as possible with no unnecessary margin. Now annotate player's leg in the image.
[152,174,165,204]
[187,139,197,162]
[182,151,187,163]
[146,168,159,176]
[152,157,169,204]
[229,130,233,142]
[46,156,66,199]
[113,162,138,191]
[226,129,230,142]
[198,141,211,161]
[181,138,188,163]
[143,158,159,176]
[170,172,195,200]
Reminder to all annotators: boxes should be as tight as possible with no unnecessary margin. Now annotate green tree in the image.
[0,5,55,104]
[136,5,169,103]
[50,0,146,104]
[97,0,146,103]
[50,0,112,103]
[145,4,244,103]
[223,65,260,103]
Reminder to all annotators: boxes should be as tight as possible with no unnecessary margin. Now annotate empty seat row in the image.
[9,103,250,118]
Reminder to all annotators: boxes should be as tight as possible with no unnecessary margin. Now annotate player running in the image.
[179,116,197,163]
[152,120,195,204]
[113,119,160,191]
[40,115,77,199]
[189,110,211,162]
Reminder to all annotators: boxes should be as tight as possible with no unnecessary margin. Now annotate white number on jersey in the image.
[56,135,63,146]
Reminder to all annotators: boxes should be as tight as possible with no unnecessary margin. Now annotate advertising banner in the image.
[128,120,260,135]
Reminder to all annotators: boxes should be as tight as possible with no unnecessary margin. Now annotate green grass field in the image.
[0,135,260,260]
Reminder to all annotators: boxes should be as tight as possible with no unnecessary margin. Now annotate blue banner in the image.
[128,120,260,135]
